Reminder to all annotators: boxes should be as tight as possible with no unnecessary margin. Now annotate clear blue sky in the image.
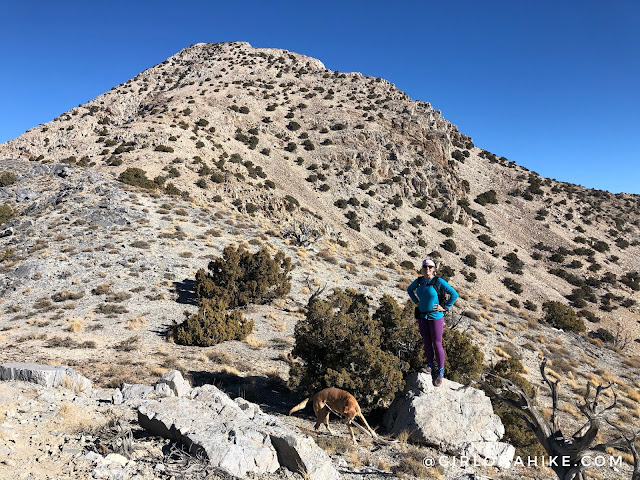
[1,1,638,193]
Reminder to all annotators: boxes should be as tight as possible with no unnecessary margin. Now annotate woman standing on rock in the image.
[407,258,459,386]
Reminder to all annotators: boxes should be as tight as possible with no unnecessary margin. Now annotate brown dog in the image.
[288,387,377,444]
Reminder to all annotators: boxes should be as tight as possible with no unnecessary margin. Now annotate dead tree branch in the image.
[481,357,619,480]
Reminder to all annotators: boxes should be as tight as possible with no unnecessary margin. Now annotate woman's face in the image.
[422,265,435,277]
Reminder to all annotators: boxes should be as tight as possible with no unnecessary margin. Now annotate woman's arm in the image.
[407,278,419,304]
[439,278,459,310]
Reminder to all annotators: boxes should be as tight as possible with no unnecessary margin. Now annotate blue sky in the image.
[1,1,638,193]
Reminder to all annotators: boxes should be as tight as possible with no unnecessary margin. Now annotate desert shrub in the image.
[345,211,360,231]
[154,145,174,153]
[477,234,497,248]
[578,309,600,323]
[463,270,477,282]
[620,271,640,291]
[0,204,14,225]
[542,301,585,333]
[524,300,538,311]
[591,240,610,253]
[430,206,454,223]
[375,243,392,255]
[286,121,301,131]
[443,327,484,383]
[503,277,523,294]
[439,227,454,237]
[474,190,498,206]
[503,252,524,275]
[170,297,253,346]
[463,254,477,268]
[442,239,457,253]
[289,289,405,412]
[195,245,292,308]
[400,260,415,270]
[439,265,455,279]
[590,327,615,344]
[118,168,156,189]
[284,195,299,211]
[373,295,424,371]
[0,172,16,187]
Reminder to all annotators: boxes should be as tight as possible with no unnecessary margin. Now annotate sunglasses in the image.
[422,265,435,269]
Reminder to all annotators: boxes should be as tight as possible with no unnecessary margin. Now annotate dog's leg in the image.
[346,418,358,444]
[358,412,377,437]
[315,406,334,435]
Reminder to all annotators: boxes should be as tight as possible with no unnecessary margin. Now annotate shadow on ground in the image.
[173,278,198,306]
[188,369,300,416]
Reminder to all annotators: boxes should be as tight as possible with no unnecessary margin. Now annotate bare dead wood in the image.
[481,357,619,480]
[282,221,322,247]
[605,420,640,480]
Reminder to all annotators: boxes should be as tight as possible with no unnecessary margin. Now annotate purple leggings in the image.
[417,316,445,368]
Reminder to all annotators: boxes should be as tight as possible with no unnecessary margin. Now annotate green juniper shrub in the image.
[443,327,484,383]
[439,265,455,279]
[503,252,524,275]
[463,254,477,268]
[118,168,156,189]
[171,297,253,346]
[289,289,405,412]
[399,260,414,270]
[0,172,16,187]
[195,245,292,308]
[474,190,498,206]
[503,277,523,294]
[542,301,585,333]
[373,295,424,371]
[590,327,615,344]
[375,243,392,255]
[524,300,538,311]
[463,270,477,282]
[578,309,600,323]
[477,234,497,248]
[620,271,640,291]
[0,204,15,225]
[442,239,457,253]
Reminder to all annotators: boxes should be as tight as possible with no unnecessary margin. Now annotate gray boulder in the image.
[383,373,514,467]
[139,384,339,479]
[154,370,191,397]
[0,362,91,392]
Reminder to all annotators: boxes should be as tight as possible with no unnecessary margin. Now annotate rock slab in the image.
[383,372,514,467]
[138,384,339,479]
[0,362,91,392]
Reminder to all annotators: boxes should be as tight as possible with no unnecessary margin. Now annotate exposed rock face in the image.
[138,384,339,479]
[0,362,92,392]
[383,373,514,467]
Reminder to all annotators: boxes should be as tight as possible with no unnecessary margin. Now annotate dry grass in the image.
[207,350,233,364]
[396,429,411,444]
[53,402,96,432]
[494,346,511,359]
[66,317,84,333]
[126,316,147,330]
[245,336,266,349]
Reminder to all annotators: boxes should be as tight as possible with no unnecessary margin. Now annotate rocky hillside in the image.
[0,41,639,480]
[2,41,638,345]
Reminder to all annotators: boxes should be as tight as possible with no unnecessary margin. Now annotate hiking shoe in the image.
[434,368,444,387]
[421,363,434,374]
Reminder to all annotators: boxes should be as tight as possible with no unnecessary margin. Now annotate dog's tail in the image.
[288,397,310,415]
